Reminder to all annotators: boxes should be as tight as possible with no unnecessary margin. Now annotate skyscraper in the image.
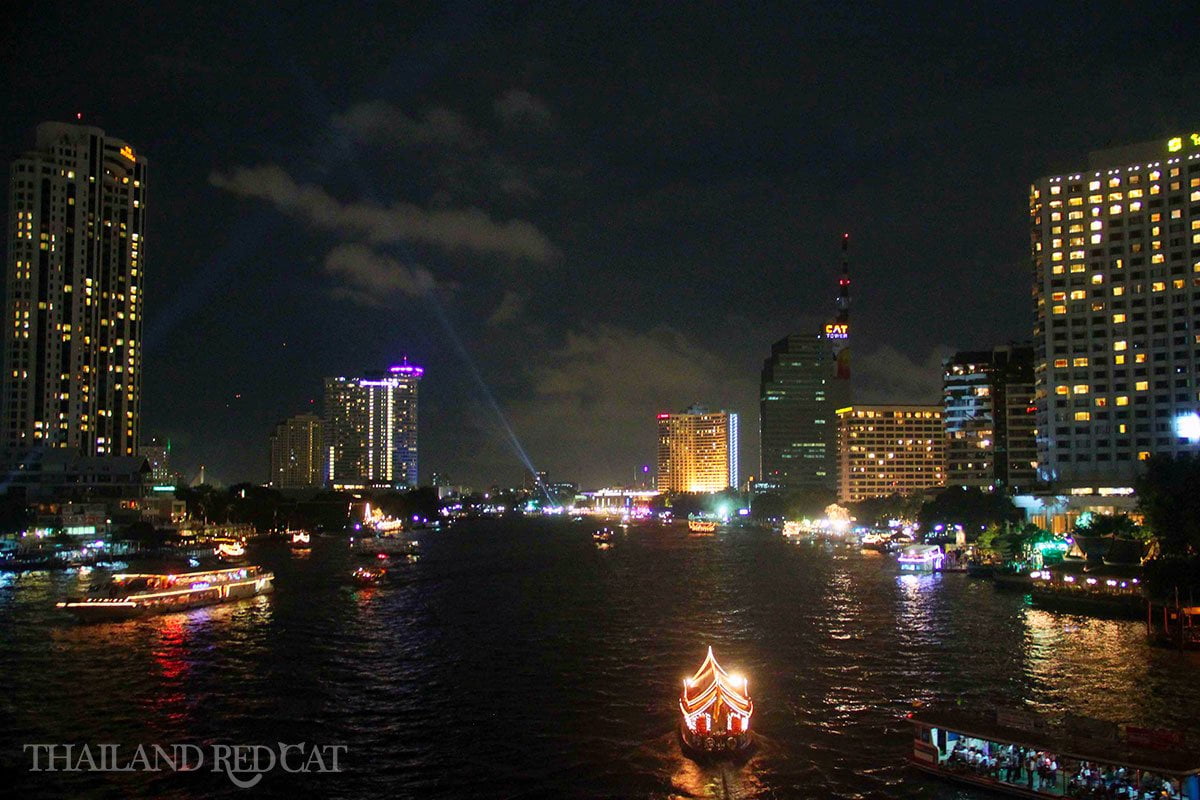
[3,122,146,461]
[656,405,738,493]
[943,344,1037,492]
[759,335,836,491]
[1030,131,1200,490]
[758,235,852,492]
[268,413,325,489]
[836,405,946,503]
[324,362,421,488]
[139,435,172,483]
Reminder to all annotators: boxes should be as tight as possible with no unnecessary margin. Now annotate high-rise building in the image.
[324,362,421,488]
[943,344,1037,492]
[1031,132,1200,490]
[759,335,836,491]
[758,235,852,493]
[268,413,325,489]
[836,405,945,503]
[656,405,738,493]
[2,122,147,461]
[139,435,172,483]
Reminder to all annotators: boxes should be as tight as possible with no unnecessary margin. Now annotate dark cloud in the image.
[322,243,441,304]
[209,164,557,261]
[331,101,484,150]
[494,89,554,130]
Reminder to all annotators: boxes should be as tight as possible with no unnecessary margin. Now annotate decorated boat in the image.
[213,538,247,561]
[289,530,311,548]
[56,566,274,621]
[688,519,718,534]
[679,647,754,760]
[898,544,944,572]
[351,566,387,586]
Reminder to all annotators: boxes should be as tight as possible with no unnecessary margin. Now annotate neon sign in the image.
[824,323,849,339]
[1167,134,1200,153]
[119,145,135,162]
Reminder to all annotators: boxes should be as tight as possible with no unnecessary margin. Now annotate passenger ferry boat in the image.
[908,710,1200,799]
[678,647,754,760]
[56,566,274,621]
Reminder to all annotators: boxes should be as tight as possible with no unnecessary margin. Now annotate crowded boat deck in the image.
[909,711,1200,799]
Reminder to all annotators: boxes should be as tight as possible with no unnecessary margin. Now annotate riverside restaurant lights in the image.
[679,647,755,759]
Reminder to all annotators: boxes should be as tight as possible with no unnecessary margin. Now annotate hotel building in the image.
[656,405,739,493]
[268,413,325,489]
[2,122,146,463]
[1031,131,1200,490]
[836,405,945,503]
[943,344,1037,492]
[324,362,422,489]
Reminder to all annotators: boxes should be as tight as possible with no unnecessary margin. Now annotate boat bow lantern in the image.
[679,647,754,755]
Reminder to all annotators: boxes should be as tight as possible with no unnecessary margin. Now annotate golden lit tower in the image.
[2,122,146,461]
[656,405,738,493]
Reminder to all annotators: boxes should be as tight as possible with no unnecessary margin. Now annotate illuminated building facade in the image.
[268,413,325,489]
[656,405,738,493]
[139,435,172,483]
[836,405,945,502]
[324,362,421,489]
[757,235,852,493]
[1031,132,1200,489]
[759,335,836,491]
[2,122,146,462]
[943,344,1036,492]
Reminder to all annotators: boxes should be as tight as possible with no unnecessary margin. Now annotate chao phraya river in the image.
[2,519,1197,798]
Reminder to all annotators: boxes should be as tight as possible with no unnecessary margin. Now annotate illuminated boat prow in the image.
[290,530,311,547]
[55,566,274,622]
[679,646,755,759]
[214,538,246,560]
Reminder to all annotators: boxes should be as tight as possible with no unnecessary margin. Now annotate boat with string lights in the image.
[56,566,274,622]
[678,647,755,759]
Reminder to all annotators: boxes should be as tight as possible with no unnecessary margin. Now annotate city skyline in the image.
[3,4,1198,487]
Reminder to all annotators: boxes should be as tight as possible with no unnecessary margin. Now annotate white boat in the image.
[56,566,274,621]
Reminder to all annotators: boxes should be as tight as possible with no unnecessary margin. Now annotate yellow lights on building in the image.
[836,405,945,503]
[656,407,739,493]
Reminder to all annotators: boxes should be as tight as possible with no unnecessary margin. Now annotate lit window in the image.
[1112,313,1126,323]
[1073,385,1089,395]
[1152,281,1166,292]
[1136,381,1149,391]
[1091,274,1103,284]
[1055,385,1070,395]
[1054,358,1069,368]
[1115,396,1129,406]
[1070,290,1086,300]
[1114,354,1126,365]
[1052,305,1066,315]
[1074,411,1091,421]
[1113,340,1127,351]
[1072,357,1089,367]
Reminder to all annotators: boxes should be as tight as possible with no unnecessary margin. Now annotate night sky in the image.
[3,3,1198,488]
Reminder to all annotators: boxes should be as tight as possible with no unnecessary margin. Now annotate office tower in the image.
[759,335,836,491]
[656,404,738,493]
[268,413,325,489]
[836,405,946,503]
[943,344,1037,492]
[324,362,421,488]
[3,121,146,460]
[1031,132,1200,490]
[139,435,172,483]
[758,235,852,493]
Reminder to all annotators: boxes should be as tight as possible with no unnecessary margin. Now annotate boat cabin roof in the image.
[911,711,1200,776]
[681,647,752,717]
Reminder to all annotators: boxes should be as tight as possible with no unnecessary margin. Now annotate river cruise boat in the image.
[350,535,418,557]
[678,647,754,760]
[898,544,944,572]
[687,519,718,534]
[56,566,274,621]
[908,710,1200,799]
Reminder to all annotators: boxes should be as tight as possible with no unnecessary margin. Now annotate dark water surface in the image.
[2,520,1197,799]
